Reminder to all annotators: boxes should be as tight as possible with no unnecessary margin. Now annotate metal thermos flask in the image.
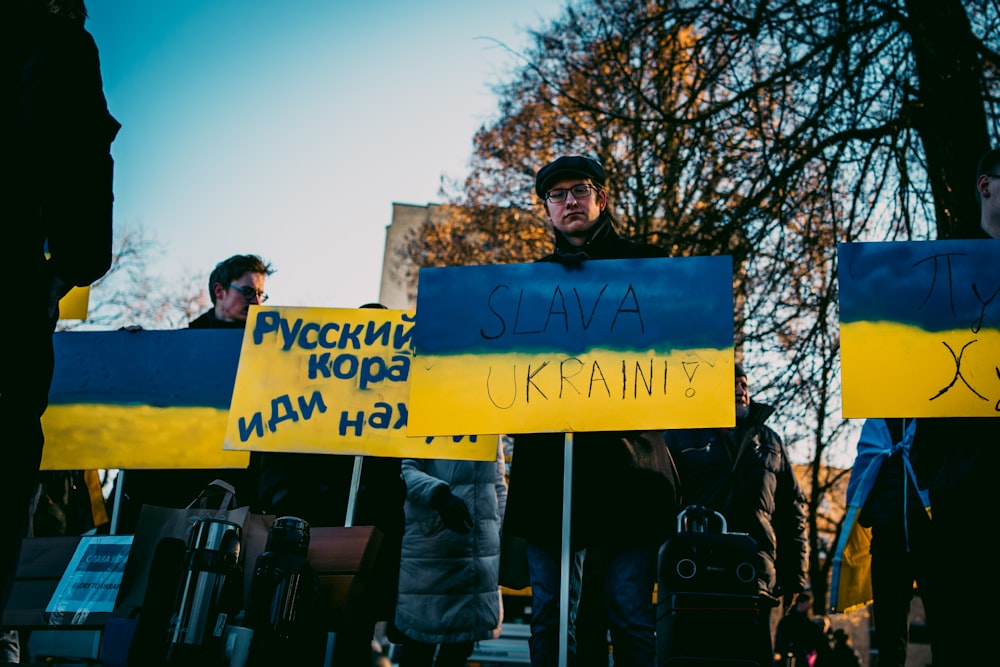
[165,516,243,665]
[244,516,321,666]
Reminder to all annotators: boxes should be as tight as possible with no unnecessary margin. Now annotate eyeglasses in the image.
[544,183,600,203]
[230,284,268,303]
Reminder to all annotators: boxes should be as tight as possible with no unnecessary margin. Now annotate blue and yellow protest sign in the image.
[223,306,495,461]
[41,329,250,470]
[839,239,1000,417]
[408,256,736,436]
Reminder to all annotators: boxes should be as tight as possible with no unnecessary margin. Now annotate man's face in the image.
[543,178,607,246]
[735,374,750,419]
[978,173,1000,239]
[213,270,266,323]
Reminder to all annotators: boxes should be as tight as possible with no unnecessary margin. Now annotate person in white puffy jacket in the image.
[394,437,507,667]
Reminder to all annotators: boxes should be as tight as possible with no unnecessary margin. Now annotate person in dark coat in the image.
[111,254,274,532]
[663,362,809,666]
[773,593,827,667]
[910,147,1000,667]
[503,155,679,667]
[2,0,118,619]
[826,628,862,667]
[846,418,939,667]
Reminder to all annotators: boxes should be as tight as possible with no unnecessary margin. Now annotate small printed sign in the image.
[47,535,133,615]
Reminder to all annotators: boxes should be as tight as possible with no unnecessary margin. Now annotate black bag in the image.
[656,505,764,667]
[658,505,759,596]
[116,480,274,620]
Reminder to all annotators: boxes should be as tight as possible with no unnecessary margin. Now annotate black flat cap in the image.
[535,155,606,197]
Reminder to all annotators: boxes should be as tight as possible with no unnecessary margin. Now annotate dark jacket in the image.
[8,3,119,297]
[539,211,667,265]
[910,416,1000,492]
[504,215,679,550]
[189,309,246,329]
[664,400,808,601]
[5,2,117,613]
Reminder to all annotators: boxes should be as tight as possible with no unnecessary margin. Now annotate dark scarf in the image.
[550,212,618,265]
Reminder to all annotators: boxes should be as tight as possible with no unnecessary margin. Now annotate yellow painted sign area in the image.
[41,404,249,470]
[223,306,496,461]
[409,349,735,435]
[58,285,90,321]
[841,321,1000,417]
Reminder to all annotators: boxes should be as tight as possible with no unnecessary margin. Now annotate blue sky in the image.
[86,0,566,310]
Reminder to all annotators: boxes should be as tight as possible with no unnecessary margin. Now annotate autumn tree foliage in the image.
[406,0,1000,608]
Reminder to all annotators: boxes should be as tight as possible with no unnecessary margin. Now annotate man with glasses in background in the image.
[189,254,273,328]
[111,253,273,531]
[502,156,678,666]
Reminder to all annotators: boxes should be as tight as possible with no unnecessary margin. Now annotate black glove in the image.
[432,488,473,534]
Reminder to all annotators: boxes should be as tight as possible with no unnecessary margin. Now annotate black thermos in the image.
[244,516,322,665]
[165,516,244,666]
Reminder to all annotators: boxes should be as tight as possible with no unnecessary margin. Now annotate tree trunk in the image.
[905,0,991,239]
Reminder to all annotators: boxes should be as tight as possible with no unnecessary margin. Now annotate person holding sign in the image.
[3,0,118,621]
[662,362,807,666]
[503,155,679,666]
[909,147,1000,666]
[111,253,274,532]
[188,253,274,329]
[837,418,938,667]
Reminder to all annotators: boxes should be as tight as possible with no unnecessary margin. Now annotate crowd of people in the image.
[6,1,997,665]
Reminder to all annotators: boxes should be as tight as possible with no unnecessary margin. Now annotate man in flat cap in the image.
[503,155,679,666]
[528,155,667,264]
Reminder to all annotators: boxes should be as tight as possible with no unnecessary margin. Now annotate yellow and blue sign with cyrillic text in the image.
[223,306,496,460]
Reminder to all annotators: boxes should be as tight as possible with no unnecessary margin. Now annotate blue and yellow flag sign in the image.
[408,256,736,436]
[839,239,1000,417]
[41,329,250,470]
[223,306,496,461]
